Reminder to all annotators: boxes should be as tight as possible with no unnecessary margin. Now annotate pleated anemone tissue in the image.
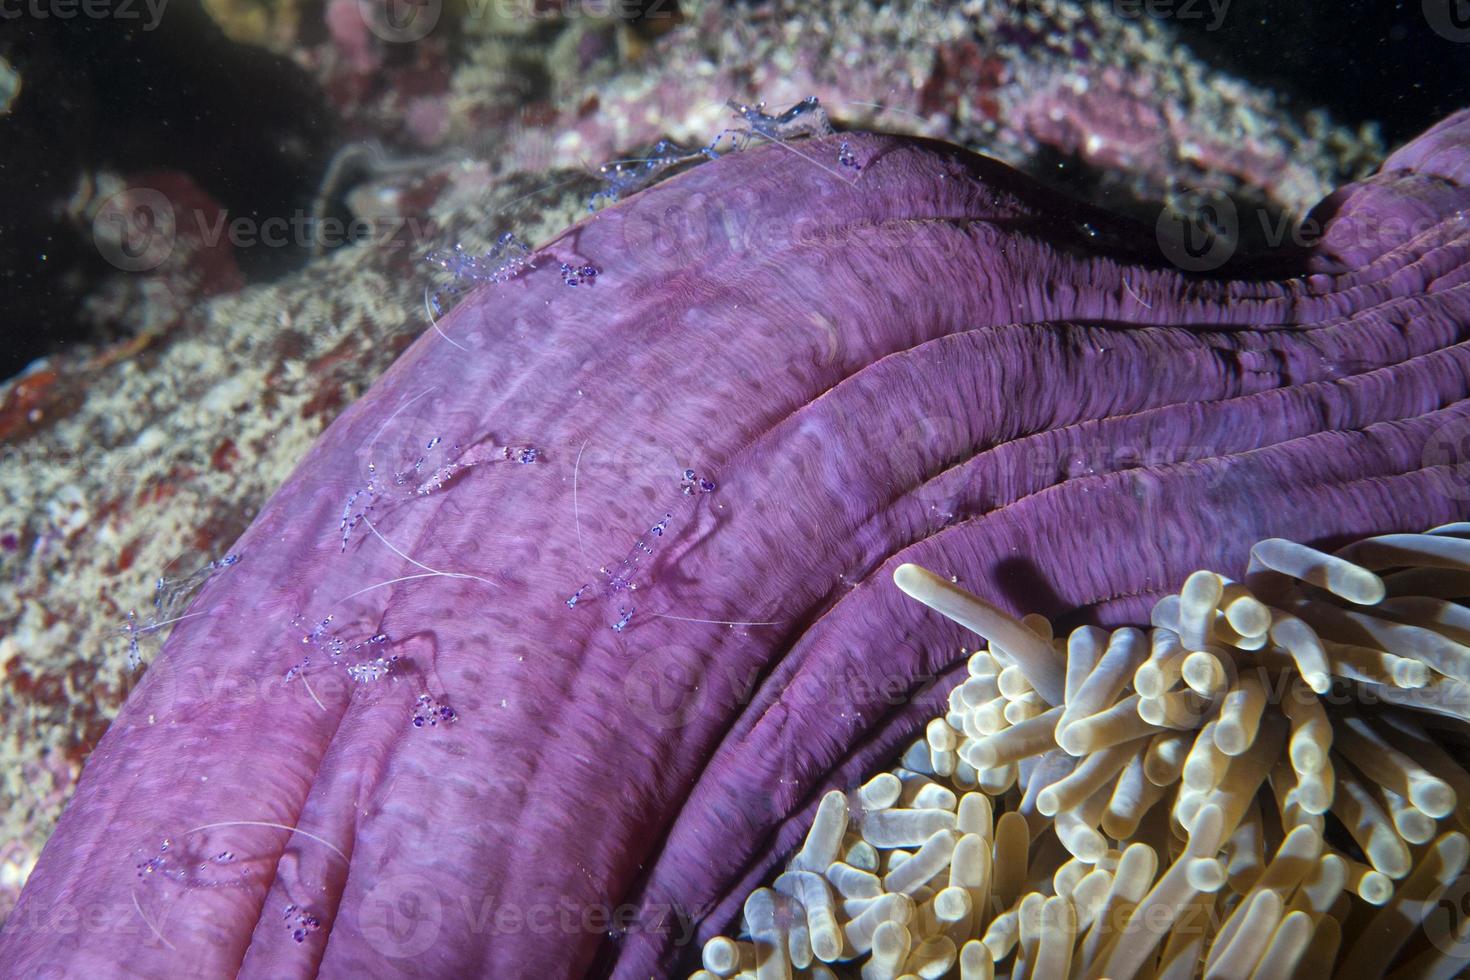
[7,95,1470,980]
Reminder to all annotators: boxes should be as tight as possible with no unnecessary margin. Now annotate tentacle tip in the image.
[893,562,928,594]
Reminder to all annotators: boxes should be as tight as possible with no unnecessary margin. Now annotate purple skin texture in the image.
[4,112,1470,978]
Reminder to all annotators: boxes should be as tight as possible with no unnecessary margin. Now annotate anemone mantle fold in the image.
[3,114,1470,978]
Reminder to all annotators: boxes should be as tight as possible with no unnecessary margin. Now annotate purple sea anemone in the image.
[3,107,1470,978]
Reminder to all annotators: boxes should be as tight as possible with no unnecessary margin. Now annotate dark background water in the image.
[1174,0,1470,144]
[1,0,1468,383]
